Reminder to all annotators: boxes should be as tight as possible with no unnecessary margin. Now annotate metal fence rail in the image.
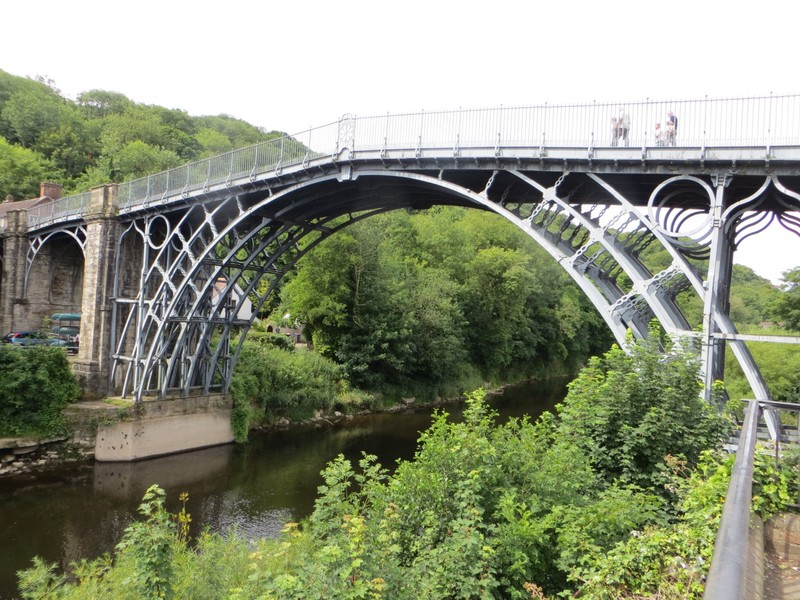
[3,94,799,232]
[25,191,91,229]
[704,399,800,599]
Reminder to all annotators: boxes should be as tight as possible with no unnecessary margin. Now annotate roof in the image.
[0,196,52,219]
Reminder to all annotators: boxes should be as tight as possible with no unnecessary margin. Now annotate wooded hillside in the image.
[0,70,279,200]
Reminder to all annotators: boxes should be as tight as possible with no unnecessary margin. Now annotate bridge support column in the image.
[0,209,29,334]
[701,176,733,403]
[73,185,119,398]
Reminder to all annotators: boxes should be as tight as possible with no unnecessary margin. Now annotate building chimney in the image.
[40,182,62,200]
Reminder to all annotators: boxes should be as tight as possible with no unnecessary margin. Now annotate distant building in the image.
[0,183,62,229]
[211,278,253,321]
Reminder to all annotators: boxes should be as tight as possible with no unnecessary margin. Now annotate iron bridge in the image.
[7,95,800,416]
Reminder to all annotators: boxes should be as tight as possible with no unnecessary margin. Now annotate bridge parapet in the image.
[10,94,800,233]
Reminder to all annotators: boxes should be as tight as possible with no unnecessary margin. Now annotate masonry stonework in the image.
[72,185,120,398]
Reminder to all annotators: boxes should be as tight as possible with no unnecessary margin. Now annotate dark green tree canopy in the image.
[770,266,800,331]
[0,69,274,200]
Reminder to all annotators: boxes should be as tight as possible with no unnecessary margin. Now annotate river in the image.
[0,378,568,599]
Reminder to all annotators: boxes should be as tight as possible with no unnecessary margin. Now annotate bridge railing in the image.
[8,94,800,231]
[26,191,92,229]
[704,399,800,599]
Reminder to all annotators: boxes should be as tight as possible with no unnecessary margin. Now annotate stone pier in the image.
[91,394,234,462]
[72,184,119,398]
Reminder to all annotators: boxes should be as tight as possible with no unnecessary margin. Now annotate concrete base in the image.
[95,395,234,462]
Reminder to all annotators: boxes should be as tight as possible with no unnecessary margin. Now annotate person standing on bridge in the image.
[667,111,678,146]
[655,122,666,146]
[610,116,620,146]
[618,108,631,146]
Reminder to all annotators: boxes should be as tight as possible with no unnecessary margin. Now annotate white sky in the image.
[2,0,798,283]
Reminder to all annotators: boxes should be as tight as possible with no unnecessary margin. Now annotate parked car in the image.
[1,331,69,349]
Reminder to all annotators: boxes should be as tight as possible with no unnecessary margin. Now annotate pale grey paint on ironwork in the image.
[713,332,800,344]
[9,94,800,232]
[22,225,87,297]
[4,94,800,413]
[105,163,798,407]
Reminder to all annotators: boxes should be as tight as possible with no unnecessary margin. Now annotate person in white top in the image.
[618,108,630,146]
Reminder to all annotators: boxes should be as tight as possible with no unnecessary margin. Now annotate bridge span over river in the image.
[1,94,800,420]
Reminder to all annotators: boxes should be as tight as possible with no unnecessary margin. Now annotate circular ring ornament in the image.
[647,176,715,240]
[145,214,172,250]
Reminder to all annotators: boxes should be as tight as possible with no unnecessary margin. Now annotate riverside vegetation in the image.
[3,67,800,596]
[0,345,80,439]
[1,67,798,423]
[16,333,796,599]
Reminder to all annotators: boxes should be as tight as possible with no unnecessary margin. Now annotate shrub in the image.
[0,345,81,437]
[230,341,343,437]
[556,331,731,492]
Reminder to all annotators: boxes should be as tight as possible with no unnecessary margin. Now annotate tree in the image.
[195,127,234,157]
[0,135,58,200]
[0,87,73,149]
[0,346,81,437]
[114,140,183,180]
[76,89,134,118]
[770,266,800,332]
[194,114,272,148]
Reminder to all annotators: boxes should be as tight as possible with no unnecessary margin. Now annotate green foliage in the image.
[0,69,275,195]
[20,339,785,599]
[568,453,728,599]
[556,329,731,490]
[0,345,81,437]
[750,448,795,518]
[17,557,67,600]
[115,485,176,599]
[0,135,58,200]
[18,485,256,600]
[280,208,612,396]
[113,140,183,180]
[769,266,800,331]
[0,83,72,148]
[723,328,800,403]
[230,338,343,435]
[571,449,793,599]
[625,254,799,408]
[76,89,134,117]
[729,264,779,327]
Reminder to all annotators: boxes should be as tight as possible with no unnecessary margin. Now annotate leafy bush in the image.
[230,340,343,439]
[556,330,732,492]
[18,485,253,600]
[0,345,81,437]
[20,336,767,599]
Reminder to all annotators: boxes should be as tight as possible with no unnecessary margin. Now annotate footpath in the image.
[766,513,800,599]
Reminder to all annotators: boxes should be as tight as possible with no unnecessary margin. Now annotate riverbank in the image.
[246,382,505,434]
[0,377,563,479]
[0,378,569,600]
[0,436,91,477]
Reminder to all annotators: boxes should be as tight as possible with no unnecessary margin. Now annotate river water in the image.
[0,378,568,599]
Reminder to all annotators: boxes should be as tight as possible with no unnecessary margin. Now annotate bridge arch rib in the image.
[22,225,86,297]
[109,164,783,404]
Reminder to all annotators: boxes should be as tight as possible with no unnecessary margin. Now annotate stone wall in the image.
[0,211,83,334]
[94,394,234,462]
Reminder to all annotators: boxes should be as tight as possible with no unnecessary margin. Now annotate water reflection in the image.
[93,444,235,500]
[0,378,567,599]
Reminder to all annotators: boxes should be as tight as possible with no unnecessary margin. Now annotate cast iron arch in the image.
[111,168,772,403]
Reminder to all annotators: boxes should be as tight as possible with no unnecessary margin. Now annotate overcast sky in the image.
[2,0,797,283]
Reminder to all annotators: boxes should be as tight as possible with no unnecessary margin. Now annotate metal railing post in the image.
[704,399,761,600]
